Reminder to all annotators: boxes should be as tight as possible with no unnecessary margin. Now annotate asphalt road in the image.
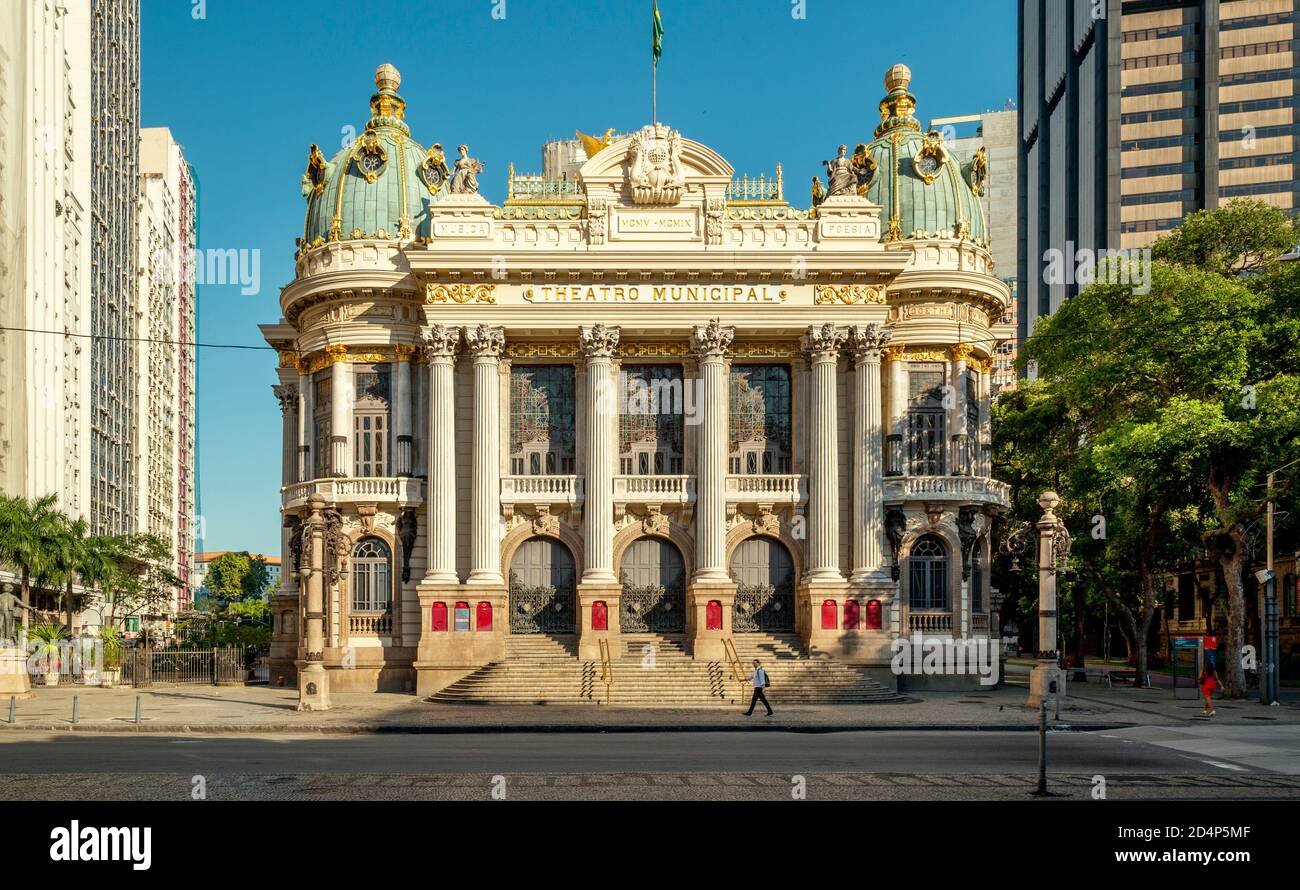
[2,727,1298,800]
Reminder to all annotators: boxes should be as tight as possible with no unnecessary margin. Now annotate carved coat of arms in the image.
[626,124,686,205]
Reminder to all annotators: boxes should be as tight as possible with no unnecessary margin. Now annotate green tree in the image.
[1017,200,1300,697]
[190,552,273,647]
[0,494,66,631]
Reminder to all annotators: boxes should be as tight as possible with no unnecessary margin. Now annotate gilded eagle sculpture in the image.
[576,128,616,159]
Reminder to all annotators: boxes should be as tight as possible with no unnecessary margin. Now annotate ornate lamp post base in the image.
[1026,660,1065,710]
[297,661,331,711]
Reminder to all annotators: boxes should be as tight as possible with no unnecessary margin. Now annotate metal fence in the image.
[120,647,247,688]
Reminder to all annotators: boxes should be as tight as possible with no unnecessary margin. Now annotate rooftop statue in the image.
[822,144,857,197]
[448,144,484,195]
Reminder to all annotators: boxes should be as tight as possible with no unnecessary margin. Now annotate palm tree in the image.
[46,516,118,633]
[0,494,66,632]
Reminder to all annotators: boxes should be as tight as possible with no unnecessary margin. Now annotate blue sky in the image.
[141,0,1017,557]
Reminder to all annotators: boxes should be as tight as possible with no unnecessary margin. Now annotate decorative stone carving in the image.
[801,323,846,363]
[847,323,892,364]
[463,324,505,358]
[532,507,561,538]
[579,323,620,359]
[705,198,725,246]
[626,124,685,205]
[285,516,304,579]
[822,144,857,196]
[273,384,299,415]
[397,508,418,583]
[815,284,886,305]
[426,283,495,304]
[643,507,670,538]
[321,508,350,586]
[422,324,461,361]
[957,504,984,581]
[885,507,908,580]
[690,318,734,360]
[753,509,780,538]
[448,144,484,195]
[588,199,608,245]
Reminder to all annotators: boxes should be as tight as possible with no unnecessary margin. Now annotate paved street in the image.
[2,726,1298,800]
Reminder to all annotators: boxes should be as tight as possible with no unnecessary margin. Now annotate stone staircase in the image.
[429,632,901,706]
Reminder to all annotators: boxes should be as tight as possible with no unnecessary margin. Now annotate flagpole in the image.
[652,0,657,124]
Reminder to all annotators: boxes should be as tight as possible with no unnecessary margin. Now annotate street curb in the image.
[0,720,1138,735]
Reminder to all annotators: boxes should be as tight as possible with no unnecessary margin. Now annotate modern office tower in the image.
[137,128,198,612]
[0,0,93,514]
[89,0,140,536]
[1017,0,1298,342]
[934,109,1020,387]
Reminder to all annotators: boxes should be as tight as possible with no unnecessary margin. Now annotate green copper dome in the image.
[298,64,447,254]
[857,64,988,245]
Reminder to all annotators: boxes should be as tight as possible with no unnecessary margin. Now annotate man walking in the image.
[743,658,773,716]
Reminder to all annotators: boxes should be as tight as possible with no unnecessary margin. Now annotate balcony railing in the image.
[613,474,694,504]
[500,475,584,518]
[725,474,807,506]
[349,611,392,636]
[282,477,425,510]
[907,611,953,634]
[883,476,1011,509]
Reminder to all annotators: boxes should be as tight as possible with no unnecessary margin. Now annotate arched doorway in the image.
[619,537,686,633]
[729,537,795,632]
[508,538,577,634]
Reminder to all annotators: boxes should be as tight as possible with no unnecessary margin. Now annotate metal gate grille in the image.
[620,582,685,633]
[120,647,245,687]
[508,575,576,634]
[733,584,794,633]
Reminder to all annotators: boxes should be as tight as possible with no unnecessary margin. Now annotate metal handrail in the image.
[598,638,613,705]
[722,637,745,686]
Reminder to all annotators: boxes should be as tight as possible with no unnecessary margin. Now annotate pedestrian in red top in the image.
[1199,662,1219,717]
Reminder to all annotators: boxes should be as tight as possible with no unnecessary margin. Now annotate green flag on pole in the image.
[653,1,664,66]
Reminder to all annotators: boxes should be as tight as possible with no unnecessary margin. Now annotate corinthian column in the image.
[848,324,891,581]
[580,324,620,583]
[298,369,314,481]
[949,343,973,476]
[803,323,846,581]
[691,319,734,582]
[393,344,415,476]
[328,347,352,477]
[274,383,299,486]
[423,325,460,584]
[464,325,505,585]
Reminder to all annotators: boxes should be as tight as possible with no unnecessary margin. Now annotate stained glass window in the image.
[619,364,685,475]
[510,365,575,475]
[728,364,791,474]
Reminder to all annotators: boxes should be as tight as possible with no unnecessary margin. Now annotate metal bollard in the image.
[1033,700,1049,796]
[72,695,78,725]
[7,695,14,724]
[134,695,141,725]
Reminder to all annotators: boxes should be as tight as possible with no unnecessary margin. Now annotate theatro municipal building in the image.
[260,62,1012,708]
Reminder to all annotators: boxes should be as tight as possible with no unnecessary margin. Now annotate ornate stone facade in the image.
[261,64,1012,700]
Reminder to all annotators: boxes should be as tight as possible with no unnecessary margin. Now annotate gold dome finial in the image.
[375,63,401,93]
[884,63,911,94]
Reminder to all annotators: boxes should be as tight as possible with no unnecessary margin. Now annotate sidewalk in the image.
[1,679,1296,734]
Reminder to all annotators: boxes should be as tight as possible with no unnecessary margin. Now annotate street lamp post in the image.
[1027,491,1070,709]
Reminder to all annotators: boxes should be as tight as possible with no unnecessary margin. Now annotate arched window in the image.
[351,538,392,612]
[908,535,949,611]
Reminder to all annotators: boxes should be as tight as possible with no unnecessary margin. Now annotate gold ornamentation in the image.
[618,341,691,358]
[324,344,349,364]
[302,144,327,197]
[814,284,887,306]
[913,131,948,186]
[730,342,800,359]
[393,344,418,362]
[576,128,616,159]
[350,127,388,184]
[278,350,303,371]
[968,146,989,196]
[505,342,580,359]
[882,344,908,363]
[426,283,496,305]
[948,343,976,363]
[902,349,948,362]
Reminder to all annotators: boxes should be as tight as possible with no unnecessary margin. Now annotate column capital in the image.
[579,323,620,360]
[393,343,419,362]
[273,383,299,415]
[463,324,505,359]
[949,342,976,364]
[422,324,461,361]
[847,323,893,365]
[802,322,846,363]
[882,343,907,362]
[690,318,734,361]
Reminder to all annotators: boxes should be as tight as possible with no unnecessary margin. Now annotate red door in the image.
[844,599,861,631]
[821,599,838,630]
[430,602,448,632]
[866,599,883,630]
[592,600,608,631]
[476,601,493,631]
[706,600,723,630]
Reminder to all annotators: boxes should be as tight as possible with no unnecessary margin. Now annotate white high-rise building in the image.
[0,0,93,515]
[137,127,198,612]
